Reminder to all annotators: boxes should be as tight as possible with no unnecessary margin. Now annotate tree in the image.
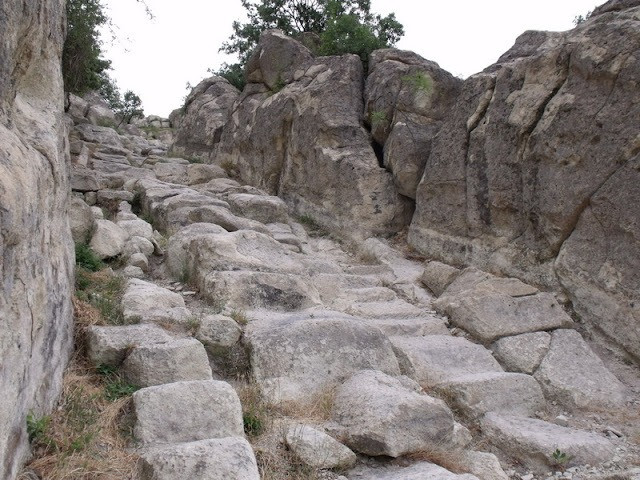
[215,0,404,89]
[115,91,144,127]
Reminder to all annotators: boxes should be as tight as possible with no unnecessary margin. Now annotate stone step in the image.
[357,317,448,337]
[391,335,503,387]
[122,278,192,326]
[122,338,212,387]
[345,300,426,319]
[434,371,546,419]
[138,438,260,480]
[482,413,615,472]
[132,380,244,447]
[348,461,480,479]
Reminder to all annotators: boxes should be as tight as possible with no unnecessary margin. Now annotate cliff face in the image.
[408,1,640,360]
[0,1,73,477]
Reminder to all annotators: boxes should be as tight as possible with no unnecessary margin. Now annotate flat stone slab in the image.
[482,413,615,471]
[138,437,260,480]
[247,315,400,404]
[285,424,356,470]
[534,329,627,409]
[123,338,212,387]
[391,335,503,387]
[348,462,480,479]
[86,324,174,367]
[346,300,425,319]
[491,332,551,374]
[359,316,449,337]
[434,269,572,342]
[122,278,192,325]
[435,371,546,419]
[133,380,243,446]
[331,370,454,457]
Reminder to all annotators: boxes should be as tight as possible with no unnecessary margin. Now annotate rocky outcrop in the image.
[170,76,239,161]
[0,0,73,477]
[408,2,640,360]
[364,49,462,198]
[181,30,413,237]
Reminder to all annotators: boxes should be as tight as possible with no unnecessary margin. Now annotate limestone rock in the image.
[331,370,454,457]
[117,218,153,240]
[89,219,128,259]
[348,461,479,479]
[86,324,174,367]
[123,338,212,387]
[0,1,74,475]
[285,424,356,470]
[458,451,509,480]
[247,314,400,404]
[133,380,244,446]
[196,314,242,348]
[128,252,149,272]
[121,279,191,325]
[74,123,123,148]
[391,335,503,387]
[435,371,546,419]
[226,193,289,224]
[166,222,227,278]
[492,332,551,374]
[187,163,227,185]
[408,3,640,359]
[171,76,239,160]
[482,413,615,471]
[421,261,461,296]
[138,437,260,480]
[365,49,462,198]
[534,329,627,408]
[215,30,413,237]
[69,196,94,244]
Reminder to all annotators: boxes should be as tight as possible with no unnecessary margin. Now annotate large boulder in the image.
[215,30,413,238]
[365,49,462,198]
[0,1,74,476]
[246,313,401,404]
[171,76,239,161]
[408,2,640,360]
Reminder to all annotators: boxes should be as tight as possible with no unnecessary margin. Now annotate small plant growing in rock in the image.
[75,243,104,272]
[26,413,51,445]
[402,71,433,94]
[230,309,250,326]
[97,364,139,401]
[370,109,388,127]
[220,159,238,177]
[551,448,571,469]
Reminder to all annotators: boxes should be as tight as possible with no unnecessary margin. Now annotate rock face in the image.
[199,30,413,237]
[170,76,239,161]
[364,49,462,198]
[408,2,640,360]
[0,1,74,477]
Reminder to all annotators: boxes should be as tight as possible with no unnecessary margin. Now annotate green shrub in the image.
[75,243,103,272]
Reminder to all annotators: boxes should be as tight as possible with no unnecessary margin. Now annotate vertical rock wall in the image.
[0,1,74,477]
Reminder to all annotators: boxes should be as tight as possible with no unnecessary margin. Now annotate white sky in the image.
[101,0,599,117]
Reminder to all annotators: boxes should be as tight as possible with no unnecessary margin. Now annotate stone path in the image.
[69,113,639,479]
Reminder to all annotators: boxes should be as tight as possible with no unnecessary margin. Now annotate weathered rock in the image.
[226,193,289,224]
[186,163,227,185]
[365,49,462,198]
[121,279,192,325]
[534,329,627,408]
[133,380,244,446]
[348,461,479,479]
[196,314,242,348]
[74,123,123,148]
[171,76,239,160]
[408,4,640,360]
[458,451,509,480]
[138,437,260,480]
[153,162,188,184]
[247,314,400,403]
[123,338,212,387]
[215,30,413,238]
[331,370,454,457]
[482,413,615,471]
[86,324,174,367]
[89,219,128,259]
[128,252,149,271]
[421,261,461,296]
[117,218,153,240]
[492,332,551,374]
[69,196,94,243]
[434,270,572,342]
[67,93,89,122]
[0,1,73,475]
[435,371,546,419]
[285,424,356,470]
[391,335,503,387]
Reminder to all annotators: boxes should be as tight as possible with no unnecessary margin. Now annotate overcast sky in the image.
[101,0,599,117]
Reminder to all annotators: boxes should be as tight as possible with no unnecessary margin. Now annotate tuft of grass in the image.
[230,309,250,326]
[75,269,126,326]
[296,214,328,238]
[220,159,238,177]
[370,110,387,126]
[26,414,52,446]
[402,71,433,94]
[75,243,103,272]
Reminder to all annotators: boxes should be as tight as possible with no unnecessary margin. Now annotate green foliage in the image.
[75,269,127,325]
[210,62,246,91]
[370,110,387,126]
[27,413,52,444]
[115,91,144,127]
[551,448,571,467]
[75,243,104,272]
[63,0,111,95]
[243,412,264,436]
[573,10,592,25]
[402,72,433,94]
[97,364,140,401]
[217,0,404,86]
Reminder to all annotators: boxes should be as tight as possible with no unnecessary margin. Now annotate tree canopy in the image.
[216,0,404,89]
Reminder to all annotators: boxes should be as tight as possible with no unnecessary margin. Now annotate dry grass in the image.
[19,294,139,479]
[277,389,335,423]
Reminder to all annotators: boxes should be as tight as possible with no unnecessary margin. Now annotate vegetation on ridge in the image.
[213,0,404,89]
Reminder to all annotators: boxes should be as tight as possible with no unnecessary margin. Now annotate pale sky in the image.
[101,0,599,117]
